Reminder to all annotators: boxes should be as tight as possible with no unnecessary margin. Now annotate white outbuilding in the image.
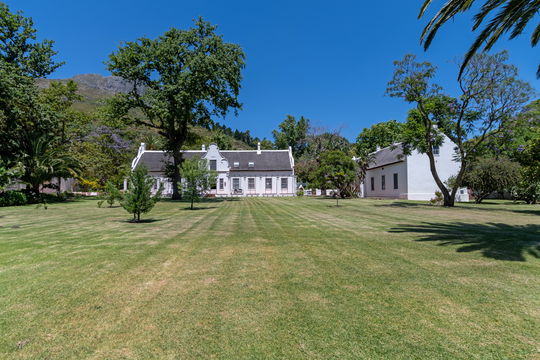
[361,137,469,202]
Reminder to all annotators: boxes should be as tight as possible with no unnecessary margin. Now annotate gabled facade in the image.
[361,136,469,202]
[128,143,297,197]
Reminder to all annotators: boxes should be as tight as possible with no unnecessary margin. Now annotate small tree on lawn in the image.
[314,150,358,206]
[104,180,123,207]
[462,156,521,203]
[122,166,162,222]
[181,157,216,210]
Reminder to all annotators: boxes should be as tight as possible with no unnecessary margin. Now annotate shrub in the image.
[296,189,304,197]
[0,191,28,207]
[104,181,122,207]
[429,191,444,206]
[513,178,540,204]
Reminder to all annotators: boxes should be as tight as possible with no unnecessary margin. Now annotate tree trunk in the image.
[191,198,194,210]
[425,151,455,207]
[32,183,40,197]
[137,212,140,222]
[171,149,182,200]
[57,177,62,196]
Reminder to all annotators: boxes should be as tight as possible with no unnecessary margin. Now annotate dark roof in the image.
[137,151,204,172]
[221,151,291,171]
[136,150,292,172]
[367,145,404,170]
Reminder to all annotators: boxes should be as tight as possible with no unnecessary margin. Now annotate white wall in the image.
[364,161,408,199]
[223,175,295,197]
[406,137,468,201]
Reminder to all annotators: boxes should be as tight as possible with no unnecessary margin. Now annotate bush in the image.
[429,191,444,206]
[104,181,122,207]
[0,191,28,207]
[513,179,540,204]
[296,189,304,197]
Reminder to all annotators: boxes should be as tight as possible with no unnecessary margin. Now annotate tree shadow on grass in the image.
[180,206,218,211]
[118,218,163,224]
[376,201,540,216]
[162,197,240,204]
[389,222,540,261]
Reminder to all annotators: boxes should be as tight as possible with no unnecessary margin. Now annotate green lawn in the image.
[1,198,539,359]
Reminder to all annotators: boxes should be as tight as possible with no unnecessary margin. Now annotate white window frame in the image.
[248,178,255,190]
[281,178,288,191]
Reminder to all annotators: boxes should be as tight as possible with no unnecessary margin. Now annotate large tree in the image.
[272,115,310,157]
[0,3,62,166]
[419,0,540,77]
[387,52,533,206]
[106,18,245,199]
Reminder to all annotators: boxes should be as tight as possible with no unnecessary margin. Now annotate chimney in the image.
[139,142,146,155]
[202,144,206,151]
[376,146,381,152]
[257,142,261,155]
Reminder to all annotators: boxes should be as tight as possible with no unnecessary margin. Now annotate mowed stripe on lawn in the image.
[0,198,538,359]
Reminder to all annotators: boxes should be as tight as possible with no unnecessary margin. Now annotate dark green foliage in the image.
[19,134,81,195]
[0,190,27,207]
[180,157,216,210]
[463,157,521,203]
[0,3,62,78]
[121,166,162,222]
[0,3,63,166]
[0,161,23,190]
[209,129,232,150]
[296,129,352,185]
[106,18,245,200]
[513,129,540,204]
[513,179,540,204]
[272,115,310,157]
[355,120,404,156]
[313,150,358,203]
[419,0,540,78]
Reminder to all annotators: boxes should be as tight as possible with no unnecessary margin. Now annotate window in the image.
[281,178,288,190]
[209,159,217,171]
[219,178,224,190]
[433,146,440,156]
[248,178,255,190]
[233,162,239,168]
[393,173,398,189]
[370,177,375,191]
[232,178,240,190]
[265,178,272,190]
[248,162,254,168]
[381,175,386,190]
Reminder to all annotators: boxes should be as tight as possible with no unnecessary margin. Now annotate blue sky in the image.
[8,0,538,141]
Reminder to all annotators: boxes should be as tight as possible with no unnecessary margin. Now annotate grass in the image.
[0,198,539,359]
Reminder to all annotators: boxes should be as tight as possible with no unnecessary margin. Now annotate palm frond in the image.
[420,0,540,78]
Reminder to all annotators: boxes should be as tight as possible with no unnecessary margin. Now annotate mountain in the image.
[36,73,134,113]
[36,74,255,149]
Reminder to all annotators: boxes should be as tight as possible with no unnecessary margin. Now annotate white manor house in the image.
[129,142,297,197]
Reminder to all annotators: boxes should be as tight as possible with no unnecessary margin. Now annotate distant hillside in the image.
[36,74,133,114]
[37,74,254,149]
